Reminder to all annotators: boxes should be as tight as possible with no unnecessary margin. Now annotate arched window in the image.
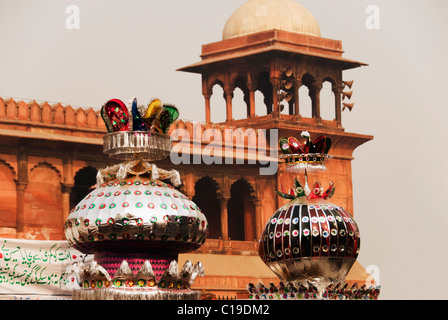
[192,176,221,239]
[299,85,312,118]
[210,82,227,123]
[232,76,250,120]
[320,79,336,120]
[0,161,16,228]
[227,179,255,241]
[232,87,247,120]
[70,166,97,209]
[256,72,273,115]
[254,90,266,116]
[24,163,63,236]
[299,73,316,118]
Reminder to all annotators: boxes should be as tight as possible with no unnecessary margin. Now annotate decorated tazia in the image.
[279,131,332,172]
[258,168,379,299]
[247,282,380,300]
[65,97,207,300]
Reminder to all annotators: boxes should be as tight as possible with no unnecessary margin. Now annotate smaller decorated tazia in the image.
[254,133,380,300]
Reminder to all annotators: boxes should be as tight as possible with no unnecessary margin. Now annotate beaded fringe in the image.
[72,288,201,300]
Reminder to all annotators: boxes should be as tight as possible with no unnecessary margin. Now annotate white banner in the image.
[0,238,89,300]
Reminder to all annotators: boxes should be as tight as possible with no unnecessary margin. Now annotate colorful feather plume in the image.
[102,99,130,132]
[279,131,332,155]
[100,97,179,134]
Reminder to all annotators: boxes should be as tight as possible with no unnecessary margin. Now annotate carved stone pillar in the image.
[333,84,344,127]
[219,197,229,241]
[224,87,233,122]
[15,181,27,233]
[271,77,280,115]
[247,75,257,118]
[62,153,74,224]
[15,145,28,233]
[294,79,302,120]
[253,199,263,239]
[184,171,195,200]
[311,82,323,122]
[202,77,212,123]
[61,184,73,224]
[203,91,212,123]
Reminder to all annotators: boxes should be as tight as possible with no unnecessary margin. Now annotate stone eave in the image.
[178,29,367,74]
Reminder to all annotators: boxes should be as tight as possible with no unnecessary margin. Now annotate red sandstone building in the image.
[0,0,373,298]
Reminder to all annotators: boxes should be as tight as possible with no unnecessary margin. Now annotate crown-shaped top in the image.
[101,97,179,134]
[100,97,179,161]
[279,131,332,172]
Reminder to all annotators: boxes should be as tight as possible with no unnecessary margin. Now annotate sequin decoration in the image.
[103,99,130,132]
[64,177,208,254]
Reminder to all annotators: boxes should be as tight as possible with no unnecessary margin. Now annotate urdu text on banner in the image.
[0,238,88,300]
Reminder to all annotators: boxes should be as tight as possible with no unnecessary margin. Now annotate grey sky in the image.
[1,0,447,299]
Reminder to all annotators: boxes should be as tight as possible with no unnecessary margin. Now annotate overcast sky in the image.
[1,0,447,299]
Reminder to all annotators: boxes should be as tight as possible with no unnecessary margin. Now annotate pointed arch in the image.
[193,176,222,239]
[321,77,336,120]
[30,162,62,182]
[0,159,16,178]
[24,161,64,237]
[256,71,273,115]
[227,177,256,241]
[232,75,250,119]
[0,160,17,227]
[70,166,97,209]
[210,82,227,123]
[299,72,317,118]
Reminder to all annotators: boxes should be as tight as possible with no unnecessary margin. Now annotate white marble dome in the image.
[222,0,321,40]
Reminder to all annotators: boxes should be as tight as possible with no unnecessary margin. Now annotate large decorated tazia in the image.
[251,132,380,300]
[64,97,208,300]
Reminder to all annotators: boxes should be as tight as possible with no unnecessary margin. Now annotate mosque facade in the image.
[0,0,373,298]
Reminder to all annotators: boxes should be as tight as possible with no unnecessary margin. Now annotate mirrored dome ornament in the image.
[258,194,361,296]
[65,96,206,300]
